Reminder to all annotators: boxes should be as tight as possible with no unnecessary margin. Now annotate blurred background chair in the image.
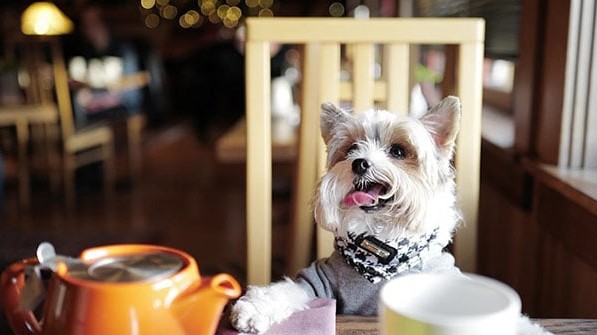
[0,104,59,208]
[63,3,156,185]
[51,37,115,209]
[20,2,115,208]
[244,17,485,285]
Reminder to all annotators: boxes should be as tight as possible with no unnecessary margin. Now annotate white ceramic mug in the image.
[379,273,521,335]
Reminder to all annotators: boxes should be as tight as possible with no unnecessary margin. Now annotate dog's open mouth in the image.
[342,183,389,211]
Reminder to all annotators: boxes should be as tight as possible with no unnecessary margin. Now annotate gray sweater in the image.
[294,250,460,315]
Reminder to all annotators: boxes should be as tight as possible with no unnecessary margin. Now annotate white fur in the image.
[230,98,552,335]
[230,279,310,333]
[517,317,553,335]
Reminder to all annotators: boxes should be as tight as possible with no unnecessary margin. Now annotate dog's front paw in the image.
[230,297,276,333]
[230,279,311,333]
[517,316,554,335]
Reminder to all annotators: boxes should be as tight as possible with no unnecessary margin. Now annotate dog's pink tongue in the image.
[342,185,383,207]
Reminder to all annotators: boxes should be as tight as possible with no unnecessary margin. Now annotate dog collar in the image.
[334,228,441,283]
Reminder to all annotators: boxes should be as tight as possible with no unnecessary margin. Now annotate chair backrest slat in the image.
[289,43,324,275]
[246,40,273,285]
[314,42,341,261]
[352,43,376,112]
[49,40,75,142]
[453,41,485,270]
[340,82,387,102]
[384,43,410,115]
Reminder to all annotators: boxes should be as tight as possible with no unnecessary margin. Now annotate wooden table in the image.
[0,103,59,207]
[336,315,597,334]
[215,117,297,163]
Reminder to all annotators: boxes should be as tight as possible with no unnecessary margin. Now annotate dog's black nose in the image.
[352,158,370,175]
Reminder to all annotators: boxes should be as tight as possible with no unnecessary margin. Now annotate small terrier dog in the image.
[231,97,550,335]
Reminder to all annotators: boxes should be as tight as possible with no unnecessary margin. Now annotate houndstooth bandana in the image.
[335,228,441,283]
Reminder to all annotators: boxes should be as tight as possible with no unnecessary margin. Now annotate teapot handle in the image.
[0,258,43,335]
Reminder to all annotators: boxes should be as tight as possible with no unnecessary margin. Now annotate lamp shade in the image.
[21,2,74,36]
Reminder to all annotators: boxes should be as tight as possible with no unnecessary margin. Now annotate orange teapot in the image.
[1,243,241,335]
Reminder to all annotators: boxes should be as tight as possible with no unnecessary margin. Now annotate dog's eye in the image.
[389,144,406,159]
[346,144,358,156]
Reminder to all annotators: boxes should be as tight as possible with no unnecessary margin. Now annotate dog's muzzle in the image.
[342,159,394,211]
[342,181,391,212]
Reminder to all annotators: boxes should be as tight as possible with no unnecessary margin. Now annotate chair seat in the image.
[65,125,113,153]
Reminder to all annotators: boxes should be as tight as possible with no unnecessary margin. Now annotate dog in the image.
[230,96,550,335]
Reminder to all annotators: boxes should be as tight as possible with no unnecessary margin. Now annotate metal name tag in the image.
[355,236,397,264]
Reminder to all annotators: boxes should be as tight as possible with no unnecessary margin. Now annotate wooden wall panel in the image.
[478,178,539,315]
[533,182,597,317]
[480,0,596,320]
[514,0,542,156]
[514,0,572,164]
[537,233,597,317]
[534,0,571,163]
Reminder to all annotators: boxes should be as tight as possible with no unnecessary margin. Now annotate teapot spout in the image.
[209,273,242,300]
[172,273,241,334]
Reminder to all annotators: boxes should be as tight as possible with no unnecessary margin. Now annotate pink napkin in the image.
[218,298,336,335]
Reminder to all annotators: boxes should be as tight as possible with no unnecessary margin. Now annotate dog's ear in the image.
[420,96,462,156]
[320,102,351,144]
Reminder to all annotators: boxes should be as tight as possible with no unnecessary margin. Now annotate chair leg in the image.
[63,154,76,210]
[127,114,145,183]
[46,123,61,195]
[15,119,30,209]
[103,142,115,198]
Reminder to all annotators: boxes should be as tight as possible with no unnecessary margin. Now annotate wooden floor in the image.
[0,120,294,288]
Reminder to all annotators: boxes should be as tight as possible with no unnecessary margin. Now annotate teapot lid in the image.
[70,252,184,283]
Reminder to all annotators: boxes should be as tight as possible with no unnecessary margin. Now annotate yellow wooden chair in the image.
[245,17,485,285]
[49,39,115,208]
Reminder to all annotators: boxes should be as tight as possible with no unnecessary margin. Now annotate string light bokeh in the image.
[139,0,285,30]
[139,0,352,29]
